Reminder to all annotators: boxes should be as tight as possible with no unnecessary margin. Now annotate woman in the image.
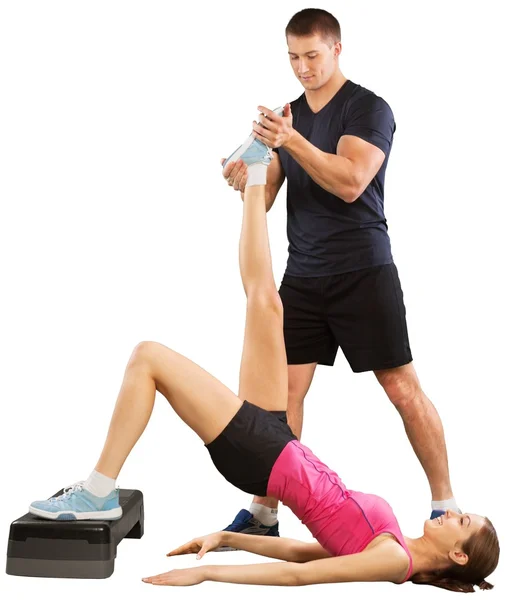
[29,141,499,592]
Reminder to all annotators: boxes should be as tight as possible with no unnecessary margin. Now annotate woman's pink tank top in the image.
[267,440,413,582]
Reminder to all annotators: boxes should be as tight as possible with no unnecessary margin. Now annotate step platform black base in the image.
[6,489,143,579]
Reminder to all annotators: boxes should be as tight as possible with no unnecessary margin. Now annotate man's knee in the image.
[287,364,316,406]
[376,367,420,411]
[288,381,306,408]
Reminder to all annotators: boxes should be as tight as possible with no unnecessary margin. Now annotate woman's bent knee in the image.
[129,341,160,369]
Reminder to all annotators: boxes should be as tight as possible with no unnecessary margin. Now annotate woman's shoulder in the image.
[364,534,412,583]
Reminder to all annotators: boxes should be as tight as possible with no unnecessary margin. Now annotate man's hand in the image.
[166,531,225,560]
[142,566,208,587]
[253,103,294,148]
[221,158,248,192]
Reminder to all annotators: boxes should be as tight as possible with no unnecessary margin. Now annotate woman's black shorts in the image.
[205,400,297,497]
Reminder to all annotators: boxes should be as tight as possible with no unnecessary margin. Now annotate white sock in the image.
[246,163,268,187]
[84,470,116,497]
[250,502,278,526]
[432,497,461,513]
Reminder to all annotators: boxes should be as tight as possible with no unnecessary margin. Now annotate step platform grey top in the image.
[6,488,144,579]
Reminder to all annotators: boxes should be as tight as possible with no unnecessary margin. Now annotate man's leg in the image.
[375,363,457,511]
[325,263,459,515]
[285,363,318,440]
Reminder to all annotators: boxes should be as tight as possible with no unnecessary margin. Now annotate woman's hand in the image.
[221,158,248,192]
[142,566,208,587]
[166,531,225,560]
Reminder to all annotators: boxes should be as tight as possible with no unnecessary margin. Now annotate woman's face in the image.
[424,509,485,565]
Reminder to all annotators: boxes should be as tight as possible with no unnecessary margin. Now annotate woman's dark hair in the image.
[411,518,499,593]
[285,8,341,46]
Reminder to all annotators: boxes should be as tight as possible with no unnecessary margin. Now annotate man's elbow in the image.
[265,187,277,212]
[334,184,361,203]
[336,174,367,203]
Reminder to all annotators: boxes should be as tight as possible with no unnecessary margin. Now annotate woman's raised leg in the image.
[237,183,287,412]
[219,180,289,532]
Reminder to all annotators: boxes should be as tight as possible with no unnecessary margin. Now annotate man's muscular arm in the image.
[254,104,386,203]
[284,132,385,202]
[262,151,285,212]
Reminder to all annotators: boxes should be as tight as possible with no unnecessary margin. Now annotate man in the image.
[220,8,459,541]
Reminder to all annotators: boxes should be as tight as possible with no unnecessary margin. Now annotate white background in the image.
[1,1,508,598]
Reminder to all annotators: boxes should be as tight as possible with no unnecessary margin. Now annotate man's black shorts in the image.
[279,263,412,372]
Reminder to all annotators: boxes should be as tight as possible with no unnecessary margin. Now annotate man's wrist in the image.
[282,127,298,151]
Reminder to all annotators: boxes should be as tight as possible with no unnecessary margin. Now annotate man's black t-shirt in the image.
[276,80,396,277]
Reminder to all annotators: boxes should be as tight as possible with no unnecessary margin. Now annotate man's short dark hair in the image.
[286,8,341,45]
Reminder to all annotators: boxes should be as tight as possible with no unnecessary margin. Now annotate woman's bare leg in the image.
[237,184,287,411]
[94,342,242,478]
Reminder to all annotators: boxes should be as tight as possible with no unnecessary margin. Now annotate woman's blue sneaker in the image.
[223,135,273,169]
[29,482,122,521]
[222,106,284,168]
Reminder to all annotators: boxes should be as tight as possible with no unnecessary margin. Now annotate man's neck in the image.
[305,69,347,113]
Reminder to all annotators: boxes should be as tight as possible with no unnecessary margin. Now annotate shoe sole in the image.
[223,134,256,167]
[211,545,240,553]
[29,506,123,520]
[214,532,279,552]
[214,526,279,552]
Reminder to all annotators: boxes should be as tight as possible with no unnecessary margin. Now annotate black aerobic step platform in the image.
[6,489,143,579]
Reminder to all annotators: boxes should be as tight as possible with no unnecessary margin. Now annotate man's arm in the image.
[254,103,389,203]
[263,151,285,212]
[283,132,385,203]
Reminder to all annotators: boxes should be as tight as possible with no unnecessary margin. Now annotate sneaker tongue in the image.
[235,509,253,522]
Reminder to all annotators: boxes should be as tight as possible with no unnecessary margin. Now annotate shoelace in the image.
[49,481,85,502]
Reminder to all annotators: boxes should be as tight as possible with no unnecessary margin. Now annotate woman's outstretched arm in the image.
[168,531,331,563]
[222,533,331,562]
[208,542,409,586]
[144,539,410,586]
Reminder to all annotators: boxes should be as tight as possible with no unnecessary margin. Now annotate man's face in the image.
[287,33,341,91]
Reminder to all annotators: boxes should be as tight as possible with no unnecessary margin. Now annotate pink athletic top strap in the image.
[267,440,413,583]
